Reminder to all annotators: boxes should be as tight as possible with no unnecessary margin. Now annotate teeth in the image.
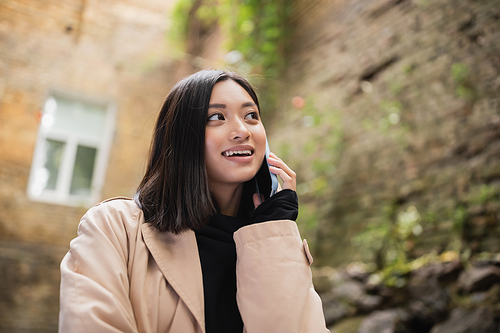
[223,150,252,157]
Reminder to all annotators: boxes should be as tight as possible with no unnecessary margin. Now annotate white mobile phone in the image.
[265,139,278,197]
[255,139,278,203]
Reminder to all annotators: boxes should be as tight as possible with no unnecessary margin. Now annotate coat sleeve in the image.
[234,220,329,333]
[59,201,139,333]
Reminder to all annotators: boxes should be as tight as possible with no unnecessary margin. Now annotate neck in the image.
[210,183,244,217]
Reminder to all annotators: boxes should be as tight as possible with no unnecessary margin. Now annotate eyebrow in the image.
[208,103,226,109]
[208,102,258,109]
[242,102,258,108]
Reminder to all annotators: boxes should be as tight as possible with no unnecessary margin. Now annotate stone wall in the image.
[315,259,500,332]
[0,1,221,331]
[270,0,500,267]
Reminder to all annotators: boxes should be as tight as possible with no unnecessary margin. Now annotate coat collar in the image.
[141,223,205,333]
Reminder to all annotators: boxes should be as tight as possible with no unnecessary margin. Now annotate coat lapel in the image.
[141,223,205,332]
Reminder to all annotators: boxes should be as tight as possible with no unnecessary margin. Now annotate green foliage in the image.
[169,0,292,115]
[352,197,489,288]
[223,0,292,78]
[478,184,496,204]
[351,217,391,261]
[296,203,320,250]
[303,139,317,155]
[416,0,430,5]
[396,206,422,239]
[377,100,404,135]
[451,62,476,101]
[451,63,469,84]
[389,81,403,95]
[289,96,344,248]
[371,250,461,288]
[352,204,423,276]
[362,118,374,130]
[297,98,343,197]
[456,85,475,100]
[423,211,437,224]
[453,206,467,232]
[196,3,218,23]
[402,63,417,74]
[467,184,498,205]
[170,0,291,77]
[298,203,320,232]
[169,0,197,48]
[380,100,402,114]
[277,142,292,161]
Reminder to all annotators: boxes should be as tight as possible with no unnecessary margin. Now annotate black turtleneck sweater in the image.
[194,189,298,333]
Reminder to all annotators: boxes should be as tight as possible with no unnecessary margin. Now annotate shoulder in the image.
[79,196,143,235]
[88,196,141,215]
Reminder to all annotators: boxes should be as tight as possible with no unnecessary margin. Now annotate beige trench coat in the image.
[59,197,328,333]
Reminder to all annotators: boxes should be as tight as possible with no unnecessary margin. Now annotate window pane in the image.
[70,145,97,196]
[44,139,65,190]
[50,96,107,139]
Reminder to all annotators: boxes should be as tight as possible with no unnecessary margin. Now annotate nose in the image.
[230,118,250,141]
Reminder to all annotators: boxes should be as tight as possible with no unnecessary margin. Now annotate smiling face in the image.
[204,79,266,193]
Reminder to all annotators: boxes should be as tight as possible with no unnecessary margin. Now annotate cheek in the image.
[204,129,227,180]
[255,125,267,152]
[204,135,217,169]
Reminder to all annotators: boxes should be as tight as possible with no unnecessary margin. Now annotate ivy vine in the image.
[169,0,293,113]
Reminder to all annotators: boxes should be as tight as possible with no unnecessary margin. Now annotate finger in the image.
[268,152,297,191]
[268,156,296,180]
[268,160,294,178]
[269,165,296,191]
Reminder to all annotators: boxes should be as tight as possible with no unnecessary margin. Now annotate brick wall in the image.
[0,0,221,330]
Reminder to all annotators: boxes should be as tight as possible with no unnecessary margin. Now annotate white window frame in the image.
[27,90,116,207]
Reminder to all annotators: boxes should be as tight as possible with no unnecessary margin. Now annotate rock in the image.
[464,284,500,308]
[473,260,500,269]
[405,275,449,330]
[357,309,410,333]
[356,294,383,312]
[429,307,498,333]
[333,280,365,301]
[314,274,334,294]
[438,260,463,283]
[407,276,449,312]
[332,279,383,312]
[322,299,355,325]
[312,266,338,293]
[411,261,463,283]
[365,283,408,308]
[407,300,443,332]
[458,265,500,293]
[330,316,365,333]
[345,262,372,282]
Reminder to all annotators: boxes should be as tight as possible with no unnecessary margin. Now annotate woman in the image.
[59,69,328,332]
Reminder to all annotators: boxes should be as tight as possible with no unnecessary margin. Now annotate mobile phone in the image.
[255,139,278,203]
[266,139,278,196]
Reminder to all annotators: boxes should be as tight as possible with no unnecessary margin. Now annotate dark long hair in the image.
[136,69,261,233]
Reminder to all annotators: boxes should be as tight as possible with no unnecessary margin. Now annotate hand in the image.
[268,152,296,191]
[253,152,296,208]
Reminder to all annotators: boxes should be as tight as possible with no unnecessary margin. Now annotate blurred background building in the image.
[0,0,499,331]
[0,0,223,330]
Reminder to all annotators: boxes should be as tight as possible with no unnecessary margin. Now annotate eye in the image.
[244,111,259,120]
[207,113,225,122]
